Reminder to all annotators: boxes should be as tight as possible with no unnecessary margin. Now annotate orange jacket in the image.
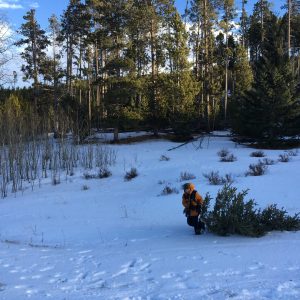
[182,189,203,217]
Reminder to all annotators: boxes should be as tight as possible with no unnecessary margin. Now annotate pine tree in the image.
[240,0,249,48]
[158,10,200,137]
[60,0,90,95]
[219,0,236,122]
[125,0,152,113]
[188,0,221,131]
[286,0,300,57]
[15,9,50,107]
[48,14,64,136]
[87,0,137,141]
[233,16,300,142]
[145,0,176,134]
[248,0,272,62]
[232,45,253,96]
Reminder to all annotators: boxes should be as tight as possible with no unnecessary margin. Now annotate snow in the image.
[0,134,300,299]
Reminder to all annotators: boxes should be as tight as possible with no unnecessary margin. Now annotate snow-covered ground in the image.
[0,134,300,299]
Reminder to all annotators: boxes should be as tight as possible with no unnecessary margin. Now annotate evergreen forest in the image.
[1,0,300,145]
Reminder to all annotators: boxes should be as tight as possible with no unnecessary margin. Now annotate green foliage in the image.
[232,45,253,96]
[232,55,300,142]
[201,193,213,221]
[118,107,144,131]
[207,185,264,237]
[232,13,300,142]
[7,0,300,140]
[205,185,300,237]
[261,204,300,232]
[15,9,50,84]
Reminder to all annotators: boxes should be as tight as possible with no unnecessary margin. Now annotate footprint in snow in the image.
[249,261,265,271]
[25,288,39,296]
[9,269,20,274]
[184,269,197,274]
[14,285,27,289]
[93,271,106,277]
[138,263,151,272]
[78,250,92,254]
[216,269,240,276]
[39,266,54,272]
[111,259,138,278]
[112,267,130,278]
[185,280,201,289]
[0,282,6,292]
[87,279,106,289]
[278,280,298,290]
[277,280,300,297]
[161,272,177,279]
[31,274,42,279]
[121,259,137,269]
[176,255,187,260]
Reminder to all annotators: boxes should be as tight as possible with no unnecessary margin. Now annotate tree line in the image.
[1,0,300,144]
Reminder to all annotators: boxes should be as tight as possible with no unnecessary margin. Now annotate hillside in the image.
[0,133,300,299]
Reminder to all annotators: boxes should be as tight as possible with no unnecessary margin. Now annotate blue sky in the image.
[1,0,286,31]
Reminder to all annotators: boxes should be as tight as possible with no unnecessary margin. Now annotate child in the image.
[182,182,205,235]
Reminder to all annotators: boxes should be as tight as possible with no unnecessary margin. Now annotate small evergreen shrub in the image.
[204,185,300,237]
[246,161,268,176]
[160,155,170,161]
[201,193,213,220]
[180,171,196,182]
[124,167,138,181]
[203,171,234,185]
[278,153,290,162]
[99,167,112,179]
[250,151,265,157]
[260,204,300,232]
[206,185,264,237]
[160,185,179,196]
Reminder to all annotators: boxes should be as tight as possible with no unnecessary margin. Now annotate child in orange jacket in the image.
[182,182,205,235]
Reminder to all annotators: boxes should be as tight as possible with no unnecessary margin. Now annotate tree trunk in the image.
[288,0,291,58]
[113,127,119,142]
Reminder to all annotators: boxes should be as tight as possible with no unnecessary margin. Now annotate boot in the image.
[194,227,201,235]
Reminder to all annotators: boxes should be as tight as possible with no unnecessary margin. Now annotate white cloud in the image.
[0,0,23,9]
[29,1,39,9]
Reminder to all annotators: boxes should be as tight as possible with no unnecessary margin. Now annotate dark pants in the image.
[187,216,205,234]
